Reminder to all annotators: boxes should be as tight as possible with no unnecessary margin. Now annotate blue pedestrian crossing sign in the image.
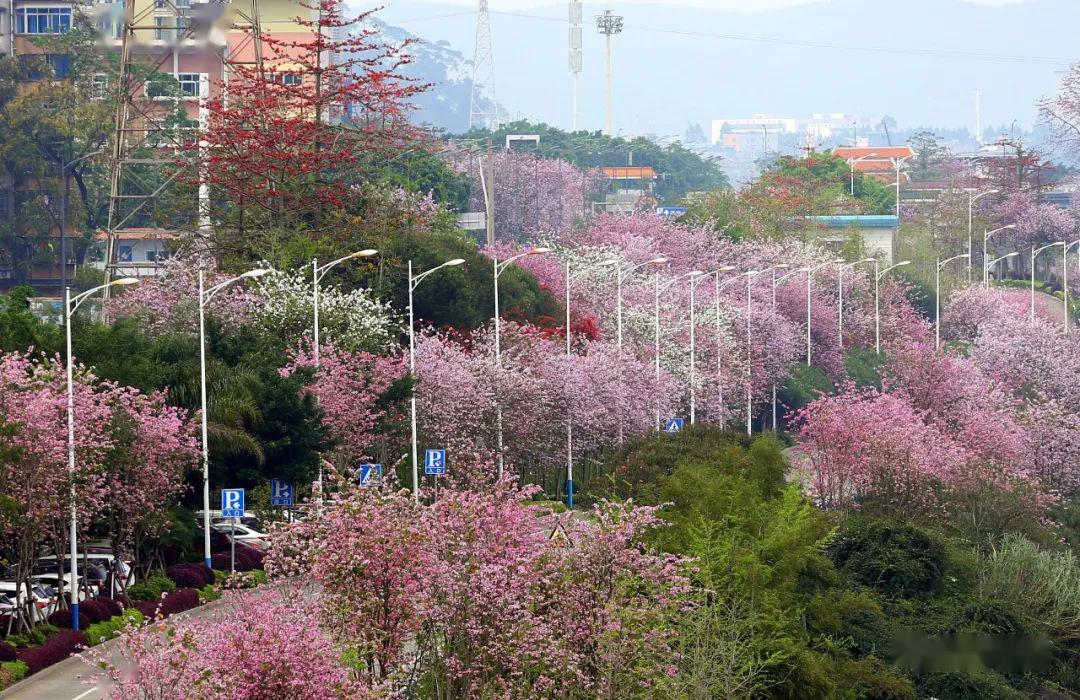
[664,418,685,434]
[359,463,383,486]
[221,488,245,517]
[424,449,447,476]
[270,479,293,506]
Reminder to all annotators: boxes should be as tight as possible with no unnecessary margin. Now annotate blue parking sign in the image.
[424,449,446,476]
[221,488,245,517]
[664,418,685,434]
[270,479,293,506]
[359,463,383,486]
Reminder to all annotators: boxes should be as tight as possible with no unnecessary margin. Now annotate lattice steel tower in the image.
[468,0,498,131]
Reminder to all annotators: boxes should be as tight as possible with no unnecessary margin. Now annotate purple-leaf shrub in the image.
[18,630,86,675]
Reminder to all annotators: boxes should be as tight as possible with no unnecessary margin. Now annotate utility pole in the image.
[596,9,623,136]
[469,0,498,130]
[569,1,582,131]
[485,137,496,246]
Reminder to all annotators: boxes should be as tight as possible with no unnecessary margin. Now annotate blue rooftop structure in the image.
[805,215,900,228]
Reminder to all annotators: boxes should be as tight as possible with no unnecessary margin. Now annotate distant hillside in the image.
[373,19,496,134]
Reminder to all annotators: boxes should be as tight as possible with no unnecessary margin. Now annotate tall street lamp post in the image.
[565,258,618,509]
[1031,242,1066,325]
[744,271,761,436]
[616,257,667,439]
[199,267,269,567]
[983,224,1016,287]
[891,154,914,220]
[967,189,998,282]
[848,153,879,196]
[1066,240,1079,333]
[687,271,707,424]
[838,259,874,350]
[65,277,138,628]
[935,254,969,349]
[806,260,843,366]
[710,265,737,424]
[773,267,809,429]
[873,259,910,354]
[492,247,550,479]
[408,258,466,503]
[311,250,378,502]
[654,270,703,431]
[986,252,1020,288]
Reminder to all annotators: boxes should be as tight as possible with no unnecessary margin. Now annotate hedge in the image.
[78,599,109,625]
[97,597,125,617]
[0,660,28,690]
[0,641,15,662]
[17,630,87,675]
[166,563,214,589]
[159,588,200,617]
[127,575,176,602]
[46,609,90,631]
[84,608,145,647]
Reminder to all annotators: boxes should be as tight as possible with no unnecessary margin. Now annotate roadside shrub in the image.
[0,660,28,689]
[85,619,122,646]
[237,544,265,570]
[126,575,176,602]
[159,588,199,617]
[0,641,16,662]
[166,563,214,589]
[97,597,124,617]
[915,670,1026,700]
[78,599,109,624]
[805,589,893,657]
[3,635,28,649]
[17,630,87,675]
[198,584,221,603]
[46,609,90,631]
[133,601,160,620]
[122,608,144,626]
[209,553,231,572]
[829,520,946,597]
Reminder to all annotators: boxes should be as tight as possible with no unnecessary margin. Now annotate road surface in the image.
[0,598,230,700]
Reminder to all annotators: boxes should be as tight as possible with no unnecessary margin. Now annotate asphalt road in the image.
[0,598,230,700]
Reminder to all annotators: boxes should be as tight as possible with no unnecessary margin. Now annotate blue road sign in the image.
[221,488,245,517]
[269,479,293,506]
[359,463,383,486]
[424,449,446,476]
[664,418,685,434]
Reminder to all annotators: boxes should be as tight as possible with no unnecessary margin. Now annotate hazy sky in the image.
[385,0,1033,10]
[377,0,1072,138]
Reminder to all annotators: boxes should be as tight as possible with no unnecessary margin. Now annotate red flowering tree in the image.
[194,1,427,243]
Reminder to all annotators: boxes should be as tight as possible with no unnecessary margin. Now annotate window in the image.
[274,72,301,86]
[177,72,202,97]
[15,7,72,34]
[118,245,133,262]
[91,74,108,99]
[154,16,169,40]
[46,54,70,78]
[145,250,158,262]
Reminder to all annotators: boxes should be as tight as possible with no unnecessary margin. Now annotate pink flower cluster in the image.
[264,483,689,697]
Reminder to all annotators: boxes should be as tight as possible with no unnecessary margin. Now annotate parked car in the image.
[37,552,135,596]
[29,573,90,602]
[209,522,270,551]
[0,581,57,622]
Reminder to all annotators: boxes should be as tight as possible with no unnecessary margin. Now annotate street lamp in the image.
[873,260,910,354]
[408,258,466,503]
[616,257,667,439]
[773,266,809,429]
[967,189,998,282]
[838,259,874,349]
[935,254,969,349]
[565,257,619,509]
[891,154,914,220]
[654,270,703,431]
[198,268,268,567]
[986,251,1019,287]
[311,249,377,502]
[806,260,843,366]
[848,153,879,196]
[744,271,761,436]
[710,265,737,425]
[983,225,1016,287]
[492,247,550,479]
[1066,241,1079,333]
[1031,242,1066,325]
[64,277,138,629]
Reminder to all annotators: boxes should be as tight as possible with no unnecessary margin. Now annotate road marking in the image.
[70,688,99,700]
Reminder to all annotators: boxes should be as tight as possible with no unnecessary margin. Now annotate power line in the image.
[396,8,1069,67]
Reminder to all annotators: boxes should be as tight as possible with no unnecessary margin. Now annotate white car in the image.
[0,581,57,621]
[210,522,270,551]
[29,573,91,602]
[37,552,135,596]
